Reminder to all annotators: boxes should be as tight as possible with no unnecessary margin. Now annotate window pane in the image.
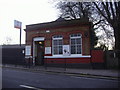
[53,46,58,54]
[70,33,82,54]
[59,46,63,54]
[53,35,62,38]
[71,39,75,45]
[70,34,74,37]
[77,45,81,54]
[56,40,59,45]
[54,40,59,45]
[53,40,57,45]
[53,36,63,55]
[71,34,81,37]
[59,40,62,45]
[77,34,81,37]
[71,45,76,54]
[76,38,81,44]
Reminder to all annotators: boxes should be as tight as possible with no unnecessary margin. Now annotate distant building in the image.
[24,18,92,68]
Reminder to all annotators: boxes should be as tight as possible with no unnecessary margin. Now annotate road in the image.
[2,68,119,89]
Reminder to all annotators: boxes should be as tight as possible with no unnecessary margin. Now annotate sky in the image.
[0,0,59,45]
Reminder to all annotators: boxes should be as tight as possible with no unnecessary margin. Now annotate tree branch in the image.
[93,2,112,25]
[102,2,111,20]
[93,19,104,26]
[110,2,115,19]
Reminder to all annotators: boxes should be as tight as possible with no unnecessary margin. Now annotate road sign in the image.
[14,20,22,29]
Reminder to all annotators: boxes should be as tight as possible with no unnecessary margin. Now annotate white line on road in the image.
[20,85,44,90]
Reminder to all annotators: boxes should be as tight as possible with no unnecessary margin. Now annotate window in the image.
[70,34,82,54]
[53,35,63,55]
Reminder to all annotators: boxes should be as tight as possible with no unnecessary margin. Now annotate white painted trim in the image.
[52,35,63,55]
[45,55,91,58]
[33,37,45,41]
[53,38,63,40]
[33,36,45,65]
[70,33,82,54]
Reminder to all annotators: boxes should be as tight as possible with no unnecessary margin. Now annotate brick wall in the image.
[26,25,90,55]
[91,50,104,63]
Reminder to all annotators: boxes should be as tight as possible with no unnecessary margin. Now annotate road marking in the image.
[20,85,44,90]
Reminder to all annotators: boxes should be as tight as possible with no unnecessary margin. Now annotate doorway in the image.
[35,41,44,65]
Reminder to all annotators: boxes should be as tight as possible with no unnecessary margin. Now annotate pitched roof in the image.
[25,18,90,31]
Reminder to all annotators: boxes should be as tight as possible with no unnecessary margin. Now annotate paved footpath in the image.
[1,64,120,80]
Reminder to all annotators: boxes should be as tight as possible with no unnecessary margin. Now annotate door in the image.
[35,41,44,65]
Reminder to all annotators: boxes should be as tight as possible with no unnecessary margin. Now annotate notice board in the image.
[25,45,31,56]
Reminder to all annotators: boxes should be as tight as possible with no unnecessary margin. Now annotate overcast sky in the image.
[0,0,59,45]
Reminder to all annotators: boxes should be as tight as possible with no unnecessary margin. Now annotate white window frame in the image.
[70,33,82,55]
[52,35,63,55]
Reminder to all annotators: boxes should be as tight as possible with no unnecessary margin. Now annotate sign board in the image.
[63,45,70,56]
[14,20,22,29]
[25,45,31,56]
[45,47,51,54]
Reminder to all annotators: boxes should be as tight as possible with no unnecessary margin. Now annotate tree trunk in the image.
[113,24,120,50]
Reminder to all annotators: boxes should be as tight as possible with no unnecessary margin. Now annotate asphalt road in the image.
[2,68,119,89]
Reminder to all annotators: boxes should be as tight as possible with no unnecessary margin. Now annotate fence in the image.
[105,50,119,69]
[2,45,25,65]
[2,45,119,70]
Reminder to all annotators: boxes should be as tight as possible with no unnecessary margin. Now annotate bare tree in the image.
[93,1,120,50]
[55,1,119,50]
[56,2,98,49]
[57,2,90,20]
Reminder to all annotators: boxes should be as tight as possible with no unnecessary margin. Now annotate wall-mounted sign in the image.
[45,47,51,54]
[63,45,70,56]
[25,45,31,56]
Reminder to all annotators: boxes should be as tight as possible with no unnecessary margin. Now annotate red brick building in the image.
[25,18,92,68]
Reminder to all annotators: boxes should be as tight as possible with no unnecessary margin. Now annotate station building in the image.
[25,18,92,68]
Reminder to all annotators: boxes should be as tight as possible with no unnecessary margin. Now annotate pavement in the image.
[1,64,120,80]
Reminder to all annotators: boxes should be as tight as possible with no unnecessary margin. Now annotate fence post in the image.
[33,57,35,67]
[64,58,66,71]
[28,57,30,68]
[90,49,93,69]
[45,58,47,70]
